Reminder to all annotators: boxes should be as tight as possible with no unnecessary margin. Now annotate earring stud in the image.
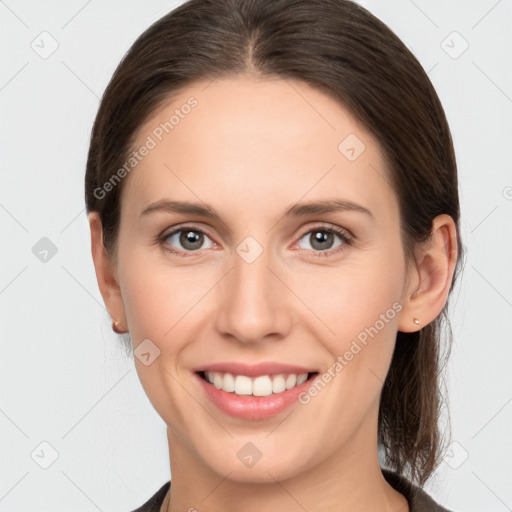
[112,319,125,334]
[413,318,420,325]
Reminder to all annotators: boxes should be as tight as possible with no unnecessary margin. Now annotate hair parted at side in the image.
[85,0,463,488]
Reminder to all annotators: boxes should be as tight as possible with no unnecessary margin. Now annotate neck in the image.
[164,412,409,512]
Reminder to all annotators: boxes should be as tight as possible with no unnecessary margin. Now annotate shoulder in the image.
[129,481,170,512]
[128,474,452,512]
[382,468,452,512]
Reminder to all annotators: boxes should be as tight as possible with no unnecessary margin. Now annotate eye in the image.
[159,226,215,256]
[158,224,353,258]
[295,225,352,257]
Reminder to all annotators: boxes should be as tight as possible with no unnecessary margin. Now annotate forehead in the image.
[123,76,397,223]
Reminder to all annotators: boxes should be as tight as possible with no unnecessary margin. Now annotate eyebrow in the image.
[140,198,374,221]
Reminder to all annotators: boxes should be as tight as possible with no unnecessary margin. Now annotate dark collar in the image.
[382,468,452,511]
[131,470,451,512]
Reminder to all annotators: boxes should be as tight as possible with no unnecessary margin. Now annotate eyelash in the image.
[156,224,353,258]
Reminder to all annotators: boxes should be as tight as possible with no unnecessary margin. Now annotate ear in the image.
[88,212,128,332]
[397,214,459,333]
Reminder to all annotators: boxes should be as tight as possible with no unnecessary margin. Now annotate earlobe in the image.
[88,212,128,330]
[398,214,458,333]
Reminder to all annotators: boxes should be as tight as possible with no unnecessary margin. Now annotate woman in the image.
[85,0,462,510]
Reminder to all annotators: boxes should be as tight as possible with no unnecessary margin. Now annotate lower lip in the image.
[194,372,317,421]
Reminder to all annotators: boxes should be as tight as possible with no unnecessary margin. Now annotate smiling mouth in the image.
[197,370,319,397]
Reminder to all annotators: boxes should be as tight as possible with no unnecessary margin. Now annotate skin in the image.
[89,75,458,512]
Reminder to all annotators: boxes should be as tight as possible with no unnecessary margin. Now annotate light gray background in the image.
[1,1,511,510]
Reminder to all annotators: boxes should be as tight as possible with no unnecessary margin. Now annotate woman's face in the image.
[112,76,415,482]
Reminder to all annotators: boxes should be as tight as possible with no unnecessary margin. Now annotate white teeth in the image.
[285,374,297,389]
[234,375,252,395]
[253,375,273,396]
[223,372,235,392]
[213,372,223,389]
[297,373,308,385]
[272,374,286,393]
[203,371,309,396]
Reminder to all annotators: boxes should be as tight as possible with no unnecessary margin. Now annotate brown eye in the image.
[296,226,352,257]
[163,228,214,253]
[308,231,336,251]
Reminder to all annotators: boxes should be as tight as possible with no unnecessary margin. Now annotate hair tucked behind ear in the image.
[85,0,463,487]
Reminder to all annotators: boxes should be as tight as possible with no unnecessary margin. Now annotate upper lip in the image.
[194,361,318,377]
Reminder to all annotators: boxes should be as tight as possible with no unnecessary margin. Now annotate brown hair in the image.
[85,0,463,488]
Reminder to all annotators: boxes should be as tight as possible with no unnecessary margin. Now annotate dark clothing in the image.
[130,469,451,511]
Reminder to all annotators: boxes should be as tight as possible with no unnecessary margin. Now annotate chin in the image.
[199,439,312,484]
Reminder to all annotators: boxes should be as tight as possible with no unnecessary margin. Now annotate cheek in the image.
[294,248,405,389]
[118,247,200,347]
[117,251,206,426]
[294,255,404,344]
[292,269,402,442]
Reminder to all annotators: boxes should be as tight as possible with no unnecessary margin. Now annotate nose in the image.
[213,241,293,345]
